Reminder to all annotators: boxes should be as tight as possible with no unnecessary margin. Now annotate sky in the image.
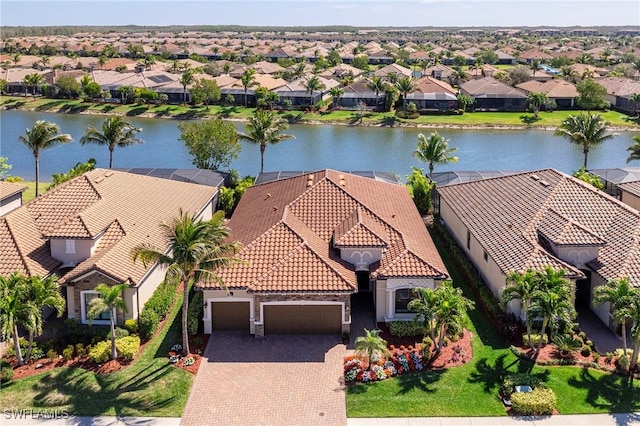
[1,0,639,28]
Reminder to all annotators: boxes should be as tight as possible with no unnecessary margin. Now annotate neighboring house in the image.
[274,76,338,106]
[337,79,385,110]
[516,79,579,109]
[494,49,517,65]
[0,181,27,216]
[518,48,554,63]
[373,63,412,80]
[407,76,458,110]
[0,169,218,325]
[590,167,640,198]
[437,169,640,329]
[197,169,448,337]
[423,64,456,82]
[595,77,640,115]
[318,64,364,82]
[617,181,640,211]
[460,77,528,111]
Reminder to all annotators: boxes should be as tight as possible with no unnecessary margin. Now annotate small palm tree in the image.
[530,59,542,78]
[395,76,415,111]
[329,86,344,110]
[87,283,128,360]
[413,131,458,178]
[366,77,387,111]
[181,70,195,105]
[80,116,143,168]
[554,113,613,169]
[627,136,640,164]
[238,109,295,174]
[593,277,634,365]
[527,92,548,118]
[23,275,65,362]
[502,270,538,349]
[19,120,73,197]
[240,68,257,107]
[22,73,44,98]
[0,273,38,365]
[303,75,326,107]
[629,93,640,118]
[354,329,389,370]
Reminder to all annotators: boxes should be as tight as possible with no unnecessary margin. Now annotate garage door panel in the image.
[212,302,249,332]
[264,305,341,335]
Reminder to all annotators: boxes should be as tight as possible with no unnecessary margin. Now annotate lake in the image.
[0,109,637,181]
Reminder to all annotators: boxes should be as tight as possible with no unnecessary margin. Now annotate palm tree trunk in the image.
[13,324,24,366]
[429,163,434,178]
[34,153,40,197]
[524,300,534,349]
[25,330,35,362]
[109,146,114,169]
[182,281,190,357]
[110,312,117,360]
[260,144,266,174]
[244,89,248,108]
[535,317,549,356]
[622,320,629,364]
[631,337,640,371]
[583,148,589,170]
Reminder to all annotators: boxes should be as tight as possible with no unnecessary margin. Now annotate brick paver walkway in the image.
[181,333,347,426]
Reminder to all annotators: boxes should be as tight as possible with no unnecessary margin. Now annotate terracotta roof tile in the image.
[0,181,28,201]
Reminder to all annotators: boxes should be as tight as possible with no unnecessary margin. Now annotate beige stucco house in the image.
[0,181,27,216]
[0,169,218,325]
[437,169,640,329]
[197,170,448,337]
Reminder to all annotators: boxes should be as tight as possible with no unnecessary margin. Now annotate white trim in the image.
[255,301,350,326]
[71,270,117,284]
[204,297,255,334]
[386,279,434,291]
[80,290,115,325]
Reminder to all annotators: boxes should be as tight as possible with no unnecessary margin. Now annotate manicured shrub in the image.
[47,349,58,361]
[123,319,138,335]
[511,388,557,416]
[75,343,86,358]
[187,290,204,335]
[581,346,592,357]
[139,309,160,342]
[1,365,13,383]
[89,341,111,363]
[116,336,141,360]
[62,345,75,361]
[592,352,600,362]
[29,345,45,360]
[389,321,424,337]
[553,335,582,357]
[501,374,545,399]
[108,327,129,339]
[522,333,548,348]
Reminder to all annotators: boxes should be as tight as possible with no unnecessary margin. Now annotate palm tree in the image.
[237,109,295,174]
[626,136,640,164]
[329,86,344,110]
[240,68,257,107]
[502,270,538,349]
[629,93,640,118]
[23,73,44,98]
[560,66,579,83]
[19,120,73,197]
[79,116,143,168]
[395,76,415,111]
[593,277,634,365]
[413,131,458,178]
[0,273,38,366]
[180,70,194,105]
[366,77,387,111]
[87,283,128,360]
[22,275,65,362]
[554,113,613,169]
[530,59,542,78]
[132,210,242,356]
[451,67,470,87]
[303,75,326,107]
[354,328,389,370]
[527,92,548,118]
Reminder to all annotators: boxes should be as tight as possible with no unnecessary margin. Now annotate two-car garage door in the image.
[264,304,342,335]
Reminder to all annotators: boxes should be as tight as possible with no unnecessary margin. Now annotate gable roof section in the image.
[0,181,28,201]
[460,77,527,98]
[202,170,448,293]
[438,169,640,285]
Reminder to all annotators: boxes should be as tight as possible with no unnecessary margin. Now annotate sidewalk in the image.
[1,416,181,426]
[347,413,640,425]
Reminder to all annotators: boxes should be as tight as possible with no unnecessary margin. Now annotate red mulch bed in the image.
[515,343,619,370]
[9,356,130,380]
[168,333,209,375]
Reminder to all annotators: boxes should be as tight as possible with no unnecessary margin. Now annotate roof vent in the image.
[94,177,105,183]
[273,205,278,211]
[307,174,314,187]
[530,174,540,181]
[539,180,550,187]
[264,193,271,200]
[338,174,346,187]
[105,171,114,177]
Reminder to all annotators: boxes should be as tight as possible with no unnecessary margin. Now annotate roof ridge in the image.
[545,207,605,244]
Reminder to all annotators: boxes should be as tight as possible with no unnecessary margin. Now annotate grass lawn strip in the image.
[345,226,640,417]
[0,290,193,417]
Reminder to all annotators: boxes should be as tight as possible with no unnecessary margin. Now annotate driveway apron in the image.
[181,333,347,426]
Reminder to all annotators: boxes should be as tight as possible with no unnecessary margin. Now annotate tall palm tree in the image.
[554,113,613,169]
[0,273,37,366]
[329,86,344,110]
[237,109,295,174]
[626,136,640,164]
[413,131,458,177]
[354,328,389,370]
[593,277,634,365]
[87,283,128,360]
[303,75,326,107]
[180,70,194,105]
[19,120,73,197]
[366,76,387,111]
[79,116,143,168]
[22,275,65,362]
[395,76,415,111]
[502,270,538,349]
[530,59,542,78]
[131,210,242,356]
[240,68,257,107]
[23,73,44,98]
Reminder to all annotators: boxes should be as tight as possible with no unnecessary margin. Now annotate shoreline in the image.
[2,101,638,133]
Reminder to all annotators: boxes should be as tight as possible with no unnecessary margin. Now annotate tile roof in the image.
[200,170,448,293]
[438,169,640,285]
[618,181,640,198]
[0,181,28,201]
[0,169,217,286]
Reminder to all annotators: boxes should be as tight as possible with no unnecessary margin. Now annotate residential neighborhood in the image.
[3,21,640,426]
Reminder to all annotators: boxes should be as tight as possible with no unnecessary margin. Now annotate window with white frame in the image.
[65,239,76,254]
[395,288,415,314]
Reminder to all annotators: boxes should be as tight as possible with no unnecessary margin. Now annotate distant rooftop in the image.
[255,170,402,186]
[115,168,229,187]
[431,171,522,187]
[590,168,640,185]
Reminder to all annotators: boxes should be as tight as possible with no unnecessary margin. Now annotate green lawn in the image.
[2,95,637,130]
[20,182,45,203]
[0,291,193,417]
[346,227,640,417]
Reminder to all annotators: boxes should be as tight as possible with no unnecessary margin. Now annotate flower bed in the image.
[345,330,473,384]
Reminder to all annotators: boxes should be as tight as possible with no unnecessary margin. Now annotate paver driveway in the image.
[181,332,347,426]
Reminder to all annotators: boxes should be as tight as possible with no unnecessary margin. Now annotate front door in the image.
[575,270,592,309]
[357,271,370,292]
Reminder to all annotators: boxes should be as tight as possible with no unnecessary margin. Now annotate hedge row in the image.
[511,388,557,416]
[139,279,179,341]
[389,320,425,337]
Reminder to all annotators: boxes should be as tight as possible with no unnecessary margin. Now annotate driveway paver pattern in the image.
[181,332,347,426]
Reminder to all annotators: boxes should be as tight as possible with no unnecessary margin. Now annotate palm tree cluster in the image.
[0,272,65,365]
[407,281,474,354]
[502,267,576,356]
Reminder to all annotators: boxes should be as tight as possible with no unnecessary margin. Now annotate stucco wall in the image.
[375,277,437,322]
[0,193,22,216]
[621,190,640,211]
[339,247,383,270]
[50,238,96,266]
[131,264,167,319]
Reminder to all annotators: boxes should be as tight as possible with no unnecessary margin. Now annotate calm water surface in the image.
[0,110,636,181]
